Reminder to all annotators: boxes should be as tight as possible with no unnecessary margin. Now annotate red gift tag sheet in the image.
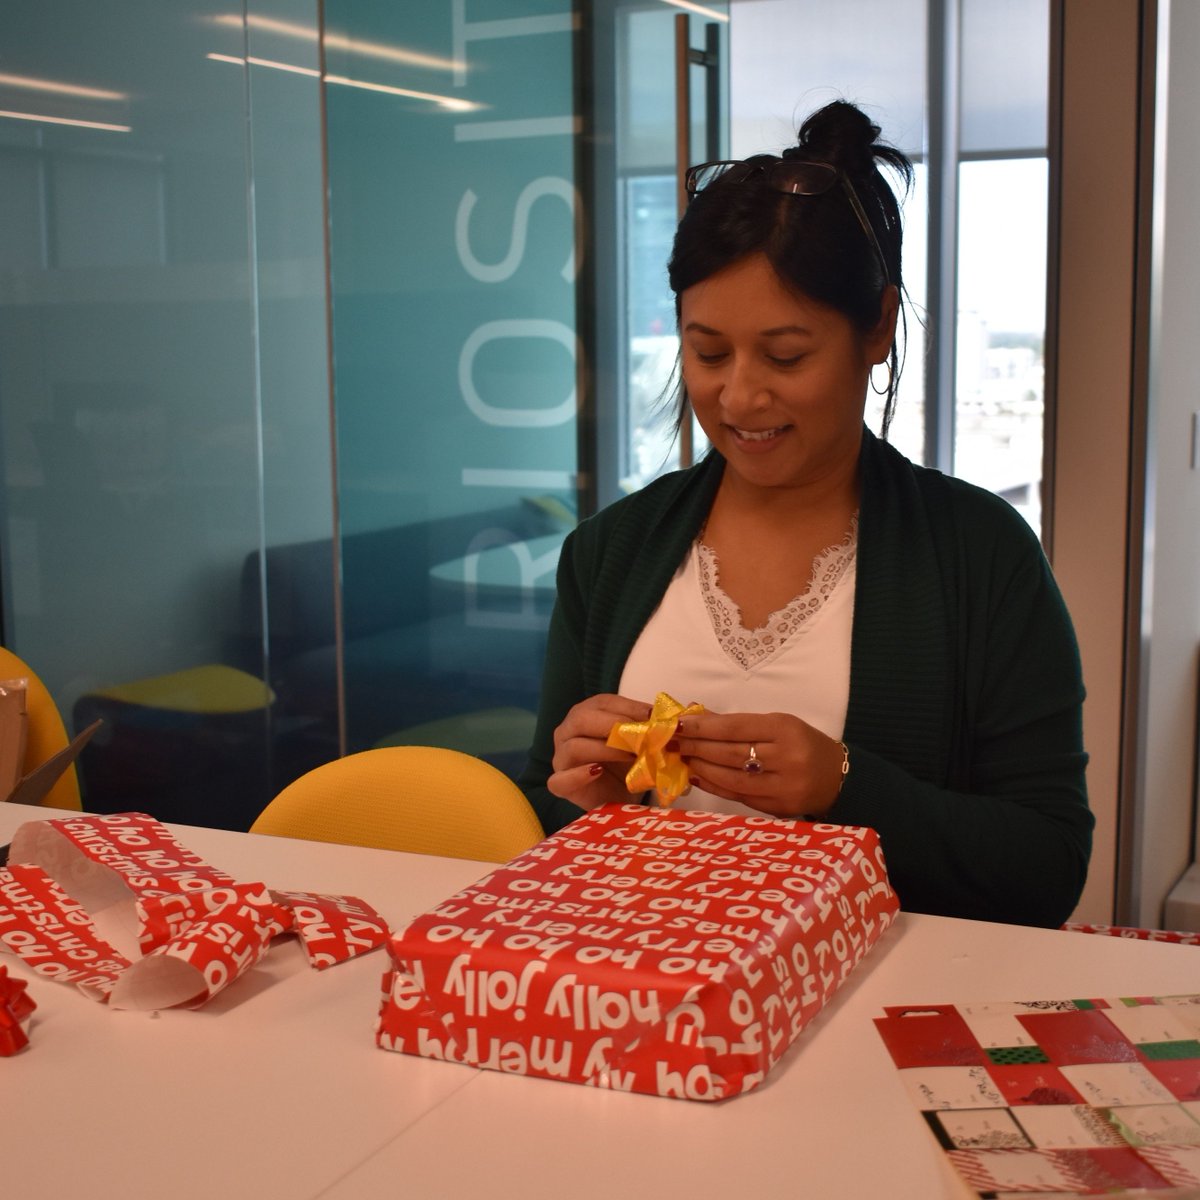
[874,995,1200,1196]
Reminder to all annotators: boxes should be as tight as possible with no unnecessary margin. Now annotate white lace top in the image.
[695,520,857,670]
[619,521,858,816]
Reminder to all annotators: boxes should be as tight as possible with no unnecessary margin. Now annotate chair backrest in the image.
[0,646,82,810]
[250,745,545,863]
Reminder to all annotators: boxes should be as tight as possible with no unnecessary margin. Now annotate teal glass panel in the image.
[235,3,342,793]
[323,2,578,774]
[0,2,334,828]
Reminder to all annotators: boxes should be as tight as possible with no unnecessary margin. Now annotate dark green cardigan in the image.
[518,428,1093,927]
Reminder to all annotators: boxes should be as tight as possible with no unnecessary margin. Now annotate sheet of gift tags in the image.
[875,994,1200,1197]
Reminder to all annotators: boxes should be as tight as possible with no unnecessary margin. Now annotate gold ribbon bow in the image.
[606,691,705,807]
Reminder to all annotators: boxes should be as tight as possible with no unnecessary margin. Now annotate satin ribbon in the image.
[606,691,705,806]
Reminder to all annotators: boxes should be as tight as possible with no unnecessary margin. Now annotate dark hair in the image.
[667,100,913,438]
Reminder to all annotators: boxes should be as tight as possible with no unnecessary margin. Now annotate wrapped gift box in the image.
[377,803,899,1100]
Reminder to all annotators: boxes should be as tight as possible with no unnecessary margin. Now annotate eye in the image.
[687,343,727,365]
[767,354,803,367]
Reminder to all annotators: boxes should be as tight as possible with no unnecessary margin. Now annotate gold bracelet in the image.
[835,740,850,794]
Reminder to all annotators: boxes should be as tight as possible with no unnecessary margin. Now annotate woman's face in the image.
[679,252,896,495]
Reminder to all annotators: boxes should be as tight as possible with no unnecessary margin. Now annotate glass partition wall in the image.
[0,2,334,829]
[0,0,1053,833]
[322,2,579,777]
[0,1,583,829]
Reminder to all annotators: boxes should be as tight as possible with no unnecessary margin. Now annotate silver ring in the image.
[742,745,763,774]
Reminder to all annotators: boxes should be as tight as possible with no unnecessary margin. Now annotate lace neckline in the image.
[696,517,857,670]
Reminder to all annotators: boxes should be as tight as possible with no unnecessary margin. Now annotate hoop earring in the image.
[870,361,894,397]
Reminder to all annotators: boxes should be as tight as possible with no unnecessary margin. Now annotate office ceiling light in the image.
[211,14,461,73]
[0,109,130,132]
[659,1,730,20]
[324,74,478,111]
[207,53,319,78]
[207,53,480,111]
[0,72,128,101]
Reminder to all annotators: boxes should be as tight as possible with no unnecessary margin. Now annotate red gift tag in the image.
[874,1005,989,1068]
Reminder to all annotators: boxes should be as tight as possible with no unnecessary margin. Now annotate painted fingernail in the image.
[665,739,680,753]
[689,777,701,788]
[588,763,604,777]
[675,720,688,734]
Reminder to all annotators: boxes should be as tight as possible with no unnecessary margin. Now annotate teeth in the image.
[736,427,781,441]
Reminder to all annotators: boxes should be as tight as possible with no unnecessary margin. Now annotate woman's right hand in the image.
[548,692,651,812]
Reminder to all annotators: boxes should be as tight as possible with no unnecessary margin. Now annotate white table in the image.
[3,803,1198,1200]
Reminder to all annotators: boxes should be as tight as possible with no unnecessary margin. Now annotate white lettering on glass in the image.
[458,319,576,427]
[456,178,577,283]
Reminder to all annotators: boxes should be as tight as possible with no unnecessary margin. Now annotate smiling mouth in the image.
[731,425,789,442]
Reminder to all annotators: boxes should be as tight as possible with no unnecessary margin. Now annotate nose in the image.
[720,354,771,418]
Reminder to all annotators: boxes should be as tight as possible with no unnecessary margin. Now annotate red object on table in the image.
[1062,921,1200,945]
[378,802,899,1100]
[0,812,391,1011]
[0,963,36,1055]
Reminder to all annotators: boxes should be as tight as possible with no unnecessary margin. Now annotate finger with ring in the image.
[742,745,764,774]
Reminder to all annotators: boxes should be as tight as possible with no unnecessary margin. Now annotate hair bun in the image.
[794,100,882,175]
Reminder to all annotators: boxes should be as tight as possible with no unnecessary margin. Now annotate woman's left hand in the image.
[674,709,846,818]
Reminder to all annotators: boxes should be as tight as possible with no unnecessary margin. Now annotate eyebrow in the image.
[683,321,813,337]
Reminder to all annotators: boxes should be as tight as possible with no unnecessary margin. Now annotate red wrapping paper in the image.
[272,889,391,969]
[0,813,390,1010]
[1061,922,1200,945]
[0,862,131,1000]
[377,803,898,1100]
[0,962,37,1055]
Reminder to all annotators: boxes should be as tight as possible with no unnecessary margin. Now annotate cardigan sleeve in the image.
[516,524,597,834]
[830,497,1093,928]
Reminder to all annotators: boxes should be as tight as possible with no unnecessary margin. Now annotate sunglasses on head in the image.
[684,158,890,287]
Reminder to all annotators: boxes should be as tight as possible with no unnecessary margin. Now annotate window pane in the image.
[730,0,927,457]
[625,174,680,491]
[729,0,927,158]
[611,5,724,494]
[960,0,1049,155]
[954,157,1048,532]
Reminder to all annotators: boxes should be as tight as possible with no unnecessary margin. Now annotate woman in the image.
[518,101,1092,928]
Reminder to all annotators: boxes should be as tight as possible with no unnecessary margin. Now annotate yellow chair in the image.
[250,745,545,863]
[0,646,82,810]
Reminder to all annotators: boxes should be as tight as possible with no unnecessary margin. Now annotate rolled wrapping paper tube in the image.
[606,691,705,806]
